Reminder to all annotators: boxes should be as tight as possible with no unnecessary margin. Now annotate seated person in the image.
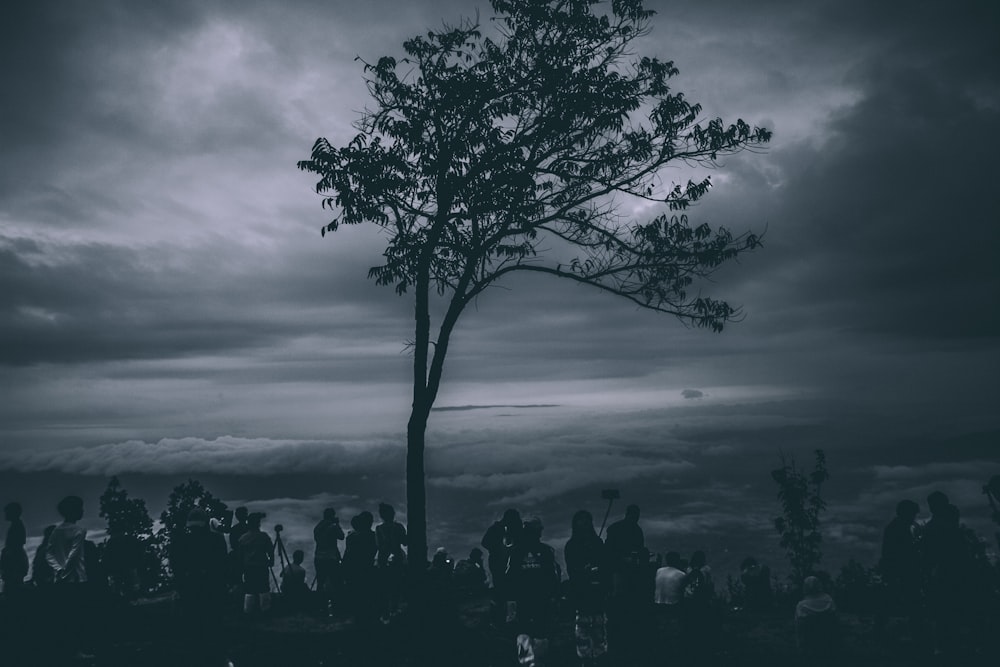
[795,576,838,660]
[281,549,310,609]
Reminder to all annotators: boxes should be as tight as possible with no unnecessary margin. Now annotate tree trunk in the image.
[406,408,428,579]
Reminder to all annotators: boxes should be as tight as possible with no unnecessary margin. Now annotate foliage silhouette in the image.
[99,476,166,591]
[772,449,829,586]
[298,0,771,574]
[158,478,229,579]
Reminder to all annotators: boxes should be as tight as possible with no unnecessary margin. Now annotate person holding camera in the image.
[313,508,345,616]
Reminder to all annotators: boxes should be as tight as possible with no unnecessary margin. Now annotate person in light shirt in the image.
[653,551,686,607]
[45,495,93,661]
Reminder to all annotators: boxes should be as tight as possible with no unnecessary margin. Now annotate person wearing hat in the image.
[172,506,229,665]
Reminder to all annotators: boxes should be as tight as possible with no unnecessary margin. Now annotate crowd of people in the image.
[0,488,995,665]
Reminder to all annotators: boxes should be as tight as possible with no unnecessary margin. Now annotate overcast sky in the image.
[2,0,998,576]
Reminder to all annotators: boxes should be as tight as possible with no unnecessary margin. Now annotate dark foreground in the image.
[1,592,995,667]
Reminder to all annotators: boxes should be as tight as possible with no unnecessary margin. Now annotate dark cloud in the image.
[2,0,1000,579]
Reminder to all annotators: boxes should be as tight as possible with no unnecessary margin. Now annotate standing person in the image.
[313,507,344,615]
[227,506,249,590]
[453,548,488,598]
[1,502,29,594]
[238,512,274,616]
[654,551,687,640]
[228,506,250,552]
[877,499,921,637]
[481,508,523,623]
[682,550,716,661]
[342,511,377,627]
[30,525,57,587]
[739,557,772,612]
[604,504,648,666]
[102,525,141,600]
[375,503,407,621]
[45,495,93,662]
[508,518,560,667]
[172,507,230,666]
[921,492,966,657]
[565,510,610,667]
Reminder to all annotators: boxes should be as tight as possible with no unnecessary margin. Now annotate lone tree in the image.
[299,0,771,573]
[772,449,829,585]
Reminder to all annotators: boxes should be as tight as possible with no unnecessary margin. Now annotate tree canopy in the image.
[298,0,772,571]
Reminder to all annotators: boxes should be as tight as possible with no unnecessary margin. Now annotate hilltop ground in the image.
[9,591,990,667]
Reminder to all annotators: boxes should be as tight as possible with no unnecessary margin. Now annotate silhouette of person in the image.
[681,550,716,660]
[375,502,407,620]
[1,502,28,594]
[877,500,921,636]
[795,575,838,663]
[508,518,560,667]
[481,508,522,622]
[343,511,377,626]
[238,512,274,615]
[30,524,56,587]
[102,524,141,600]
[228,506,249,590]
[281,549,309,611]
[565,510,610,666]
[427,546,455,603]
[453,547,488,597]
[172,507,229,666]
[229,506,250,552]
[654,551,686,611]
[605,504,646,587]
[45,495,93,661]
[313,507,344,615]
[739,556,772,611]
[921,492,967,656]
[604,504,647,665]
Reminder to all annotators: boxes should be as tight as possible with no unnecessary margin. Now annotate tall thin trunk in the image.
[406,409,428,576]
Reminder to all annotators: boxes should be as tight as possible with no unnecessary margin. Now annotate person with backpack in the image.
[565,510,610,666]
[508,518,561,667]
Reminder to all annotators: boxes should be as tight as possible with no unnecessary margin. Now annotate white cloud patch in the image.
[0,436,402,476]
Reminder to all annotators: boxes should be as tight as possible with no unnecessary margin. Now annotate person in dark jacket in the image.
[508,518,560,666]
[313,508,345,615]
[1,502,28,593]
[343,511,377,626]
[172,507,229,666]
[481,508,522,623]
[565,510,610,666]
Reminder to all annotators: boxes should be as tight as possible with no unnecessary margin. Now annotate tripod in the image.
[270,524,292,590]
